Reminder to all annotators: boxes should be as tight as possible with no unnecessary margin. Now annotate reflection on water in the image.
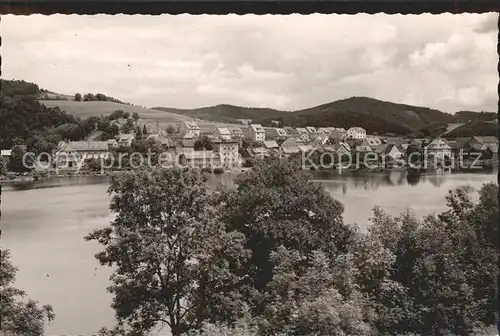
[0,170,497,335]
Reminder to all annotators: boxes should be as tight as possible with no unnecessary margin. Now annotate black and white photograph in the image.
[0,12,499,336]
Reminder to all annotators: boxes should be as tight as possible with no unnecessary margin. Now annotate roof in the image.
[183,131,197,139]
[306,126,317,133]
[1,149,12,156]
[60,141,109,152]
[366,136,381,147]
[181,139,195,147]
[348,127,366,133]
[296,128,309,134]
[107,139,118,144]
[249,124,265,133]
[228,126,243,134]
[281,137,299,148]
[87,130,104,141]
[473,136,498,144]
[375,144,401,154]
[182,151,219,160]
[425,138,451,150]
[263,140,279,149]
[298,145,313,152]
[184,121,200,130]
[216,127,232,136]
[276,128,288,136]
[118,134,135,142]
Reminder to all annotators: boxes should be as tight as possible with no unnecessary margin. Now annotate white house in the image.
[213,139,240,168]
[246,124,265,142]
[180,121,201,137]
[54,141,110,170]
[214,127,232,141]
[424,138,452,160]
[347,127,367,140]
[118,133,135,147]
[305,126,317,134]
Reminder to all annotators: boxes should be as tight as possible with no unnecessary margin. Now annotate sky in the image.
[2,13,498,113]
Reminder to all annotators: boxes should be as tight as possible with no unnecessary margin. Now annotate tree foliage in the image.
[86,168,249,336]
[0,249,55,336]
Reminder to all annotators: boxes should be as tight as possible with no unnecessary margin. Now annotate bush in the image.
[213,168,224,174]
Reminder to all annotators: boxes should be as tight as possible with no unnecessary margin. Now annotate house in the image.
[347,127,367,140]
[118,134,135,147]
[348,139,372,153]
[374,144,403,160]
[280,137,301,157]
[424,138,452,160]
[54,141,110,170]
[180,121,201,137]
[366,136,382,149]
[181,131,198,140]
[214,127,233,141]
[246,124,266,142]
[213,139,240,168]
[295,128,310,142]
[179,151,221,169]
[1,149,12,157]
[283,126,297,137]
[237,119,253,126]
[463,136,498,160]
[179,139,195,152]
[298,144,314,153]
[323,143,351,157]
[263,140,279,150]
[329,129,347,143]
[305,126,317,135]
[265,128,288,141]
[316,127,331,134]
[107,139,119,149]
[228,126,244,139]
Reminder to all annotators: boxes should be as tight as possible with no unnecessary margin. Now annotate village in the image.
[1,114,497,177]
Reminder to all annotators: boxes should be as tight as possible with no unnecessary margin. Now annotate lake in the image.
[0,170,497,336]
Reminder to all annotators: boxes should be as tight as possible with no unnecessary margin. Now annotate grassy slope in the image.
[39,100,241,131]
[445,120,499,138]
[153,104,289,124]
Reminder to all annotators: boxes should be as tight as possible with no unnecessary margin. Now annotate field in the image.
[39,100,241,131]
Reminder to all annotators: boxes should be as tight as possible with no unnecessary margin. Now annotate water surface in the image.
[0,171,497,335]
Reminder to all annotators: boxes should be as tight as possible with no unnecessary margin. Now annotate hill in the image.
[452,111,497,123]
[445,120,499,138]
[153,104,289,124]
[291,97,454,132]
[155,97,458,135]
[39,100,242,131]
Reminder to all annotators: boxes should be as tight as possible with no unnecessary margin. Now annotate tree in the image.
[0,156,8,175]
[142,124,148,136]
[74,93,82,101]
[166,125,176,134]
[216,156,355,317]
[85,168,249,336]
[110,110,124,120]
[364,184,499,335]
[83,93,96,101]
[132,112,140,121]
[0,249,55,335]
[8,146,33,173]
[194,136,213,151]
[96,93,107,101]
[122,112,130,119]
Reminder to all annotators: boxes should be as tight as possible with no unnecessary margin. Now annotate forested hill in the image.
[155,97,491,136]
[153,104,289,124]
